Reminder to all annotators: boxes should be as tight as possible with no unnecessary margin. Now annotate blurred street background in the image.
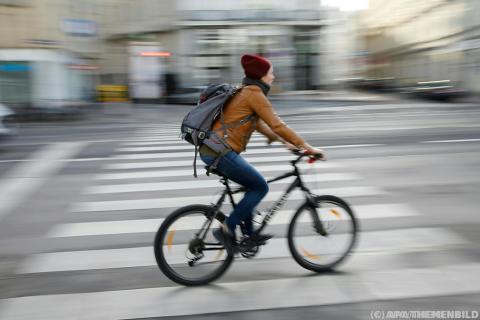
[0,0,480,319]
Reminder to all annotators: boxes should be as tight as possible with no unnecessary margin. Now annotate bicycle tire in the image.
[287,195,358,272]
[154,204,234,286]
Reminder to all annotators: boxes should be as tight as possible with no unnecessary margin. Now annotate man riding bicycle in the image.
[199,54,325,248]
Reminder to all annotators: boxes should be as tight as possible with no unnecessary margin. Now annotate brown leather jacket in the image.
[211,85,306,153]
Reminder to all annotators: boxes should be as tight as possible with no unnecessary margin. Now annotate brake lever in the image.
[306,152,323,163]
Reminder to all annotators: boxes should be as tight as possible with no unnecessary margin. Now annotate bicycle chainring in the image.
[188,238,204,255]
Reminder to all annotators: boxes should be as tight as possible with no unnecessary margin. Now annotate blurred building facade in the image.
[99,0,353,100]
[0,0,101,107]
[0,0,359,106]
[359,0,480,94]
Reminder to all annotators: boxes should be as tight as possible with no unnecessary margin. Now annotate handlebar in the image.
[290,149,324,164]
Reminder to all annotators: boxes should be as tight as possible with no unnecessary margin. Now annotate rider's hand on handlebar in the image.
[286,142,326,162]
[303,143,326,161]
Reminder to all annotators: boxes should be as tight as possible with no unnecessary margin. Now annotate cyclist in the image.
[199,54,325,248]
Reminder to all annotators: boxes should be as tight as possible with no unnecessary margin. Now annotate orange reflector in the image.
[330,209,341,218]
[166,230,176,252]
[300,247,320,260]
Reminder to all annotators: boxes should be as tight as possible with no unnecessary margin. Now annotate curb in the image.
[269,97,396,104]
[11,107,89,123]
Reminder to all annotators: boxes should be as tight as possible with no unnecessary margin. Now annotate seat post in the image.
[205,165,224,177]
[221,177,237,207]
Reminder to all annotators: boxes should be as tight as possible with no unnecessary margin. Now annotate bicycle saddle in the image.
[204,166,224,177]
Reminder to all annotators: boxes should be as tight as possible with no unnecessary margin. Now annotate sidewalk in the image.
[270,89,397,103]
[10,104,92,122]
[271,89,479,104]
[10,89,477,125]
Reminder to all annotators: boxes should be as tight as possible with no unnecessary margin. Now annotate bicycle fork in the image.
[307,194,328,237]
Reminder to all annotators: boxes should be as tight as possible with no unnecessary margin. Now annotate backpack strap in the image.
[205,146,231,176]
[192,145,198,178]
[218,85,246,139]
[217,114,254,135]
[191,130,200,178]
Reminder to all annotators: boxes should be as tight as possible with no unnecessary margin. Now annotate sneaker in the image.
[249,232,273,245]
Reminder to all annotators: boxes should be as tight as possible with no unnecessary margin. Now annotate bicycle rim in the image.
[154,205,234,286]
[288,196,358,272]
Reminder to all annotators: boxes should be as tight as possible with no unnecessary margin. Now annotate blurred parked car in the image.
[0,103,17,137]
[400,80,467,101]
[163,86,207,105]
[348,77,397,93]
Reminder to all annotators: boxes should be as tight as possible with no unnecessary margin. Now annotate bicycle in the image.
[154,150,358,286]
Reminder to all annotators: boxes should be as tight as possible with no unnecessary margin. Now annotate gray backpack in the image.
[181,83,252,177]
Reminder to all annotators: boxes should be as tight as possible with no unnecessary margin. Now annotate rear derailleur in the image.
[187,238,204,266]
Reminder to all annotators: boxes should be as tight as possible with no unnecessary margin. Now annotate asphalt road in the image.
[0,99,479,319]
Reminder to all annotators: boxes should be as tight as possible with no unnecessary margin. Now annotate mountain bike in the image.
[154,150,358,286]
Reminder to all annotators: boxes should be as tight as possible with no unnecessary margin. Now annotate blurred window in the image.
[0,0,29,6]
[0,62,31,105]
[190,29,233,84]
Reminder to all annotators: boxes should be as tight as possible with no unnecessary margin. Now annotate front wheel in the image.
[154,204,234,286]
[288,195,358,272]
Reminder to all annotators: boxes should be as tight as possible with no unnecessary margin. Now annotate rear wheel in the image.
[154,205,234,286]
[288,195,358,272]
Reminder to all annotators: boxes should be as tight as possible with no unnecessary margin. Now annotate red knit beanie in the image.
[241,54,271,80]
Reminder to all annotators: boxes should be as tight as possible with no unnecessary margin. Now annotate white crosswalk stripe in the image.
[99,162,340,180]
[3,125,476,320]
[110,147,289,160]
[123,133,264,143]
[17,227,466,274]
[115,143,383,153]
[109,144,383,160]
[123,135,266,143]
[85,173,360,194]
[47,204,419,237]
[71,187,386,212]
[116,142,271,152]
[122,140,194,146]
[2,263,480,319]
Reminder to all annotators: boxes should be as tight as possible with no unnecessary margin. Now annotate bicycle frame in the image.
[206,154,322,237]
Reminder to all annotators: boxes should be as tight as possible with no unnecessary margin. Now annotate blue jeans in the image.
[200,151,269,235]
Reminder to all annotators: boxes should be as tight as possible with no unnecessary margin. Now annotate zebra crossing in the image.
[1,124,478,319]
